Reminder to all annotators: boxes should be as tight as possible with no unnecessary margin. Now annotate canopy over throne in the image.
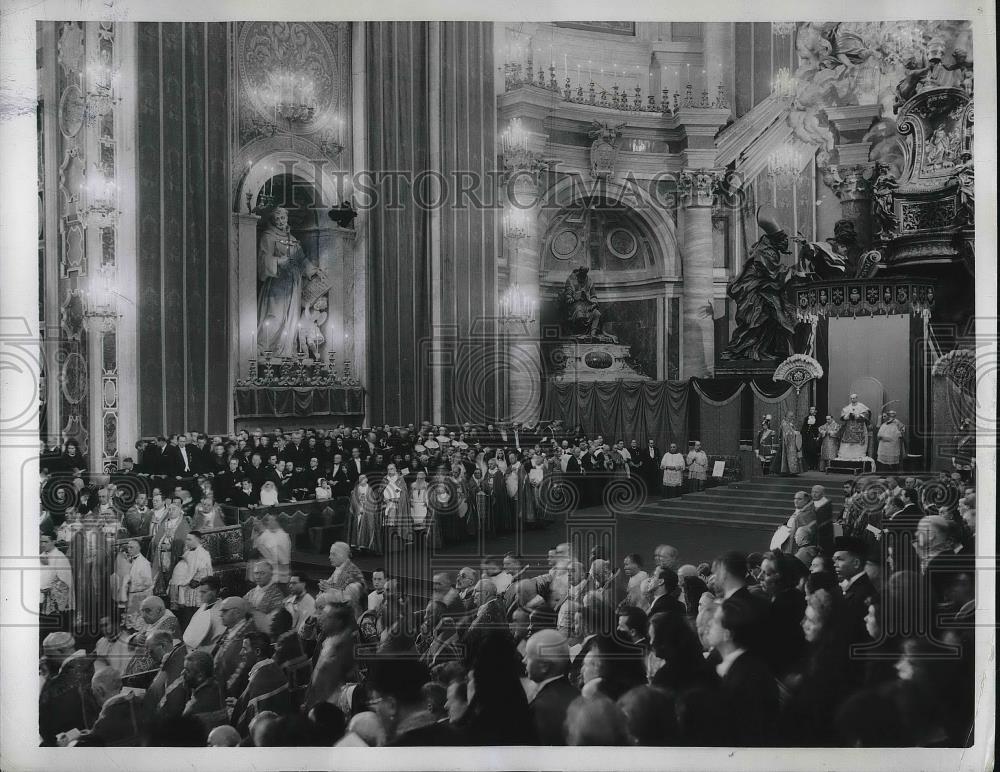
[875,86,973,269]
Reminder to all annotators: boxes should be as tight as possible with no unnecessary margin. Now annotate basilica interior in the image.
[22,17,987,754]
[37,20,977,469]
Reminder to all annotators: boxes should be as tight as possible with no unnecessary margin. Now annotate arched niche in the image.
[536,178,679,288]
[230,148,361,393]
[540,197,663,277]
[232,145,348,215]
[534,182,679,380]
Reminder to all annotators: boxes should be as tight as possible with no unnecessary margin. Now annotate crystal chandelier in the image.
[767,145,804,188]
[771,67,797,100]
[499,283,537,324]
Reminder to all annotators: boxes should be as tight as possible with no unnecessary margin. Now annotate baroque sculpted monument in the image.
[552,265,645,382]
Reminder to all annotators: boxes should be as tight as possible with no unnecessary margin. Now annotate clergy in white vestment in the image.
[40,534,74,614]
[168,531,214,610]
[254,513,292,584]
[116,539,153,630]
[182,576,226,653]
[660,444,686,498]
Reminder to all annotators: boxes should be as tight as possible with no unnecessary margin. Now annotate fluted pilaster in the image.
[679,168,725,378]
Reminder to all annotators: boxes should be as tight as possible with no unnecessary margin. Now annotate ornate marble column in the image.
[823,104,882,249]
[679,168,724,378]
[504,169,544,425]
[231,211,260,424]
[821,163,873,250]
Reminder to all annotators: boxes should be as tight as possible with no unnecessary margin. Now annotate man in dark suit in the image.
[366,656,463,745]
[244,453,267,496]
[212,597,257,698]
[884,488,923,574]
[142,630,189,730]
[346,446,367,484]
[281,430,306,467]
[355,430,376,462]
[327,453,353,498]
[189,434,212,475]
[712,550,770,658]
[159,435,186,477]
[147,436,170,477]
[833,536,879,638]
[181,650,224,721]
[295,456,324,497]
[261,453,283,489]
[707,596,778,747]
[229,633,291,735]
[215,457,246,504]
[759,551,807,676]
[647,565,686,620]
[525,628,579,745]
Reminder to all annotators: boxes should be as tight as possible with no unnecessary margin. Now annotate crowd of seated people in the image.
[37,463,976,748]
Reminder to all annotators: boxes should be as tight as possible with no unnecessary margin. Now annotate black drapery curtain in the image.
[815,316,830,417]
[691,380,745,455]
[544,381,689,450]
[547,377,807,458]
[235,387,366,419]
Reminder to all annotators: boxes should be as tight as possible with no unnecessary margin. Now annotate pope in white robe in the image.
[837,394,871,461]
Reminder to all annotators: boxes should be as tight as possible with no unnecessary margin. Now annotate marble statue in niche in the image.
[256,207,319,357]
[560,266,618,343]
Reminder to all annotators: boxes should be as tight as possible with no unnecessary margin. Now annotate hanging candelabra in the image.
[499,284,537,325]
[81,264,121,331]
[85,59,121,118]
[81,163,119,224]
[767,145,805,188]
[771,67,798,100]
[503,208,530,240]
[499,117,533,169]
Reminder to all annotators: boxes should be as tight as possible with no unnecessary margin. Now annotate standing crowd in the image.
[38,423,976,747]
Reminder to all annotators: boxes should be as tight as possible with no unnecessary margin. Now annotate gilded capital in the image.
[679,168,726,208]
[820,163,873,202]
